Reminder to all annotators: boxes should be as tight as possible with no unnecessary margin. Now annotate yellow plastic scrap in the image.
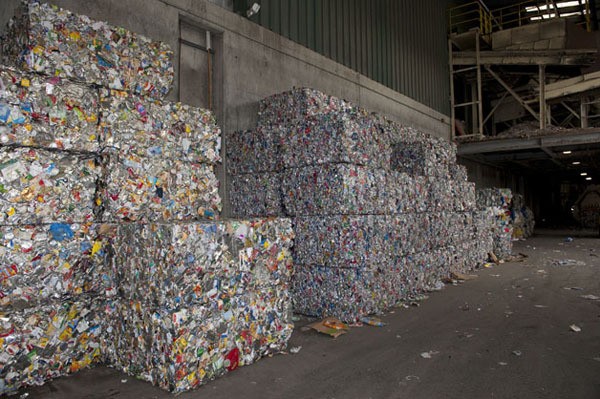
[91,240,102,255]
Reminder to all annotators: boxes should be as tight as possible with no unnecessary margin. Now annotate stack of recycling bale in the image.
[0,65,112,392]
[510,193,535,239]
[97,86,294,391]
[476,188,513,259]
[1,1,295,394]
[227,88,485,322]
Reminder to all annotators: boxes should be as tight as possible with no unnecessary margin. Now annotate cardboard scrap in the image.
[489,252,500,264]
[306,317,349,338]
[451,272,478,281]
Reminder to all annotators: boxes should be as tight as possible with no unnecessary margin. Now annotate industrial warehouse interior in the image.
[0,0,599,398]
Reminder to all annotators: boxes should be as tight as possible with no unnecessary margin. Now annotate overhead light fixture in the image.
[581,172,588,176]
[526,1,584,12]
[586,177,592,181]
[246,2,260,18]
[572,161,581,165]
[562,150,572,154]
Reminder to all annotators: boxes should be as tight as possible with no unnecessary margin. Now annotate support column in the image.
[476,30,483,137]
[539,64,546,130]
[581,97,589,128]
[449,39,456,140]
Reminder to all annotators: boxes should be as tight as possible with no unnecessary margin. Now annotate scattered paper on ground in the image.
[420,351,439,359]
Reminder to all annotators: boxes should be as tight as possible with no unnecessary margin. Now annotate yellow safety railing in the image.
[449,0,591,35]
[448,1,495,35]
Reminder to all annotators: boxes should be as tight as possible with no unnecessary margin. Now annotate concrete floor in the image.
[19,231,600,399]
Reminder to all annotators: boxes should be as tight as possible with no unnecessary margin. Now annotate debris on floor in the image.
[420,351,439,359]
[549,259,586,267]
[451,272,478,281]
[304,318,350,338]
[360,316,386,327]
[289,346,302,354]
[580,294,600,300]
[569,324,582,332]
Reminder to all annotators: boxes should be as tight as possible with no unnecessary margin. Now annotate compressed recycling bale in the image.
[225,127,283,174]
[291,265,394,321]
[0,147,101,225]
[101,152,221,222]
[293,214,456,269]
[451,181,476,212]
[511,194,535,238]
[113,219,294,308]
[99,89,220,164]
[229,173,284,218]
[385,171,423,214]
[449,163,469,182]
[0,223,116,310]
[473,209,495,256]
[1,1,174,99]
[281,113,391,170]
[282,164,388,216]
[390,141,449,177]
[476,188,513,209]
[0,297,105,395]
[0,66,100,151]
[476,188,513,259]
[426,177,452,212]
[107,218,294,393]
[105,293,292,393]
[293,215,391,269]
[257,88,354,127]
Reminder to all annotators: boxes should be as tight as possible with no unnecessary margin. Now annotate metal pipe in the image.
[206,31,213,111]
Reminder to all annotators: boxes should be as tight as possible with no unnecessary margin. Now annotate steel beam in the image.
[485,66,540,121]
[457,130,600,155]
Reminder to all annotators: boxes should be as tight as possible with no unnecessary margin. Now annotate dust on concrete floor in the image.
[18,232,600,399]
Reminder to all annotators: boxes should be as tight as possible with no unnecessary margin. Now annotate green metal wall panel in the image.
[237,0,450,114]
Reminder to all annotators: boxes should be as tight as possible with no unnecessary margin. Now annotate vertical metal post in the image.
[539,64,546,130]
[471,84,478,133]
[206,31,213,110]
[581,97,589,128]
[476,29,483,137]
[449,39,456,139]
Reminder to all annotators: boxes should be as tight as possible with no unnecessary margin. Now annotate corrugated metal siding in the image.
[243,0,449,114]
